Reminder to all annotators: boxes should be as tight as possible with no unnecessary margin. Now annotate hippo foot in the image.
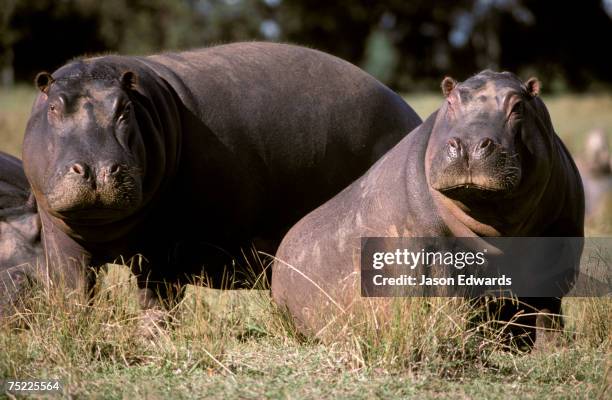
[533,309,565,352]
[137,307,168,340]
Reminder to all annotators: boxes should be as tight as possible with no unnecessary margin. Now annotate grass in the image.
[0,85,36,158]
[1,265,609,399]
[0,86,611,398]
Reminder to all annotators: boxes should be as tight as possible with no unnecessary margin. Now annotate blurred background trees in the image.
[1,0,611,91]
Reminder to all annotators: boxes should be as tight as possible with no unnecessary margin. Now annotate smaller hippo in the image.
[0,151,42,317]
[272,71,584,347]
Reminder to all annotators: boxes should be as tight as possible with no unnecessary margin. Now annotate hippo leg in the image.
[529,297,564,350]
[484,297,563,350]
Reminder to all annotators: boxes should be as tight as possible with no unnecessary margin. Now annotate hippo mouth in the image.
[44,180,142,224]
[429,158,522,202]
[53,207,133,223]
[437,182,507,201]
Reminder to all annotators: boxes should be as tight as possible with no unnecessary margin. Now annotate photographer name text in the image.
[370,249,512,287]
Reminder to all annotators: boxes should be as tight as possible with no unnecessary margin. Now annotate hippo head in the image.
[426,70,548,203]
[22,61,148,225]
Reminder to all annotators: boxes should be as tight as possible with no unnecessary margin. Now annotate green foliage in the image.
[0,0,18,63]
[2,0,612,90]
[93,0,193,54]
[362,29,399,85]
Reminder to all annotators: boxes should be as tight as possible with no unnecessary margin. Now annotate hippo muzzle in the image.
[428,131,522,200]
[45,157,143,222]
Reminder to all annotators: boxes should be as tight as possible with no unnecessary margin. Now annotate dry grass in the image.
[0,265,609,398]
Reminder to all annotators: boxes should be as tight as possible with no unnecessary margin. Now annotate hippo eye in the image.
[48,94,66,115]
[48,101,61,117]
[117,103,132,124]
[510,101,524,116]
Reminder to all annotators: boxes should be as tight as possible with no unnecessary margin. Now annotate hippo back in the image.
[143,43,422,233]
[0,152,30,211]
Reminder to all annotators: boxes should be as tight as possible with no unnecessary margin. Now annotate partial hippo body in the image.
[577,129,612,228]
[0,152,42,317]
[22,42,422,297]
[271,71,584,348]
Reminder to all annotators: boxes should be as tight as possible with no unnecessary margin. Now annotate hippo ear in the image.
[120,71,138,91]
[35,72,54,94]
[441,76,457,97]
[525,77,541,97]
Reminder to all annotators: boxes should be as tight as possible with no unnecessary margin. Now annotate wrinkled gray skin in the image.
[0,152,42,317]
[272,71,584,345]
[578,129,612,218]
[22,42,421,298]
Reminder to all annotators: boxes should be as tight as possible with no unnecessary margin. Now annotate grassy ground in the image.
[0,86,610,399]
[1,268,609,399]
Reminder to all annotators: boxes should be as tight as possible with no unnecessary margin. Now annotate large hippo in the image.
[0,151,41,317]
[22,42,421,298]
[271,71,584,346]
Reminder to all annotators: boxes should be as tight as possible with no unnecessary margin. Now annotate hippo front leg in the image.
[529,297,565,351]
[488,296,564,350]
[39,211,93,293]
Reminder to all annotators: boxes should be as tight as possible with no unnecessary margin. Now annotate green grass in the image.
[0,87,611,399]
[0,85,37,157]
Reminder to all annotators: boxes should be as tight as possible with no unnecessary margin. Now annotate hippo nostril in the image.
[448,137,461,149]
[109,164,121,175]
[473,138,495,160]
[71,164,84,175]
[70,163,90,178]
[98,163,122,184]
[447,137,463,160]
[479,138,493,149]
